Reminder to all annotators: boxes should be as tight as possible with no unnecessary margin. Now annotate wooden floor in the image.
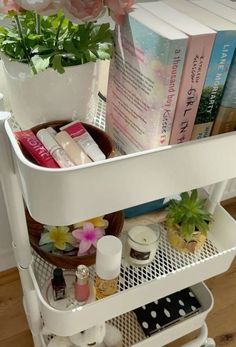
[0,199,236,347]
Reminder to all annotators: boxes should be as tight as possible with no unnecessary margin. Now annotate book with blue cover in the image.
[165,0,236,140]
[211,52,236,135]
[106,4,188,154]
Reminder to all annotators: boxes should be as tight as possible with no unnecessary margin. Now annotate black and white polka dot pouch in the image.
[133,287,201,336]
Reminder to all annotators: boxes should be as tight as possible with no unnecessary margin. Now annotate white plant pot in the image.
[1,55,99,129]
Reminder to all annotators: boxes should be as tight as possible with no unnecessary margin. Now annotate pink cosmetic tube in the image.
[15,129,59,168]
[60,121,106,161]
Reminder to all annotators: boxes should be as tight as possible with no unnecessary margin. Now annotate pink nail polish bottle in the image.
[74,265,90,304]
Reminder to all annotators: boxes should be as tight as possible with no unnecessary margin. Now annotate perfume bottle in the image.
[74,265,90,304]
[95,236,122,300]
[51,268,66,301]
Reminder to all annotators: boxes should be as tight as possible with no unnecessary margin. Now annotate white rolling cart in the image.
[1,109,236,347]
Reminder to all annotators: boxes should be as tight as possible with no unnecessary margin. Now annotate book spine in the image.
[211,106,236,135]
[106,16,187,154]
[191,31,236,140]
[211,53,236,135]
[169,34,215,144]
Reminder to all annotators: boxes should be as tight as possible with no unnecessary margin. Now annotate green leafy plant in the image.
[165,189,213,241]
[0,10,113,74]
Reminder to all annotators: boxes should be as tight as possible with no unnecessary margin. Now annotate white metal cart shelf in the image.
[0,112,235,347]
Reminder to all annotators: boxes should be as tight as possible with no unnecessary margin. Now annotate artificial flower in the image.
[37,0,61,15]
[39,225,75,251]
[74,216,109,229]
[15,0,52,11]
[72,222,105,255]
[63,0,104,23]
[0,0,21,13]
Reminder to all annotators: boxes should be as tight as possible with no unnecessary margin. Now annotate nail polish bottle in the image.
[74,265,90,304]
[51,268,66,301]
[95,236,122,300]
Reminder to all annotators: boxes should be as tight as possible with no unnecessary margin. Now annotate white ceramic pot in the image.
[1,55,99,129]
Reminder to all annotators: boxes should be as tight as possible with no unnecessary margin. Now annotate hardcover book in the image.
[211,53,236,135]
[105,5,188,154]
[165,0,236,139]
[140,1,215,144]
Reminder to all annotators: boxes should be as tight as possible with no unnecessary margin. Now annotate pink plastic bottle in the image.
[74,265,90,304]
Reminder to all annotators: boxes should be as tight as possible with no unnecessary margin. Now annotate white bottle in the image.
[37,129,74,168]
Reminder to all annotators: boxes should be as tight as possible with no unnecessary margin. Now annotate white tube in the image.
[60,121,106,161]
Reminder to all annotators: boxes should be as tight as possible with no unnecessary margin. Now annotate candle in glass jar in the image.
[126,225,160,266]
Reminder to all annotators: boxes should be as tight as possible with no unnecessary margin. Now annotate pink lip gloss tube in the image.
[74,265,90,304]
[15,130,59,168]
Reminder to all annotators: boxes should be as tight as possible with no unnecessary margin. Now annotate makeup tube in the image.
[15,130,59,168]
[37,129,74,168]
[55,131,91,165]
[60,121,106,161]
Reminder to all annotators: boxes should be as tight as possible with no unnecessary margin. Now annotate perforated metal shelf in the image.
[33,226,219,294]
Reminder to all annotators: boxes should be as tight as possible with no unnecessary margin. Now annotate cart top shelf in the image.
[4,119,236,225]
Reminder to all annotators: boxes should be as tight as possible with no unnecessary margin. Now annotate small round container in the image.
[126,225,160,266]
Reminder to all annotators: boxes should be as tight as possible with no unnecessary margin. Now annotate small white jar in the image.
[126,225,160,266]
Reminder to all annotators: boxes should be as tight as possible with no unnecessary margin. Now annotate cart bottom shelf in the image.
[38,282,212,347]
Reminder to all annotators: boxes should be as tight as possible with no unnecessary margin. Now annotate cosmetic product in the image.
[126,225,160,266]
[47,126,57,137]
[15,129,59,168]
[95,235,122,299]
[37,128,74,168]
[60,121,106,161]
[51,268,66,301]
[74,265,90,304]
[55,131,92,165]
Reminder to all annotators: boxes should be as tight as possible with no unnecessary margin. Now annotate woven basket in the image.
[27,210,124,269]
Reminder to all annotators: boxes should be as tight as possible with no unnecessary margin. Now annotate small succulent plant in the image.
[165,189,213,241]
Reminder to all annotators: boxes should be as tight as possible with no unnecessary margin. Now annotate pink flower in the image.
[63,0,104,23]
[0,0,21,13]
[15,0,52,11]
[72,222,105,255]
[105,0,133,23]
[37,0,61,15]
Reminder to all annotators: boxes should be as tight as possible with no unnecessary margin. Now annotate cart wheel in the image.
[202,337,216,347]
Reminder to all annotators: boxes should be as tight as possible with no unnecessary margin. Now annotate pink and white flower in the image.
[15,0,52,11]
[72,222,105,255]
[0,0,21,13]
[63,0,104,23]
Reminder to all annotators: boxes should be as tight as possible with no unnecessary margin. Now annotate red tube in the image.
[15,129,59,168]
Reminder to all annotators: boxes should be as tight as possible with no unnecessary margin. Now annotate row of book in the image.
[106,0,236,154]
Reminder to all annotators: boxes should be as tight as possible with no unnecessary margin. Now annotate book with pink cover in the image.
[140,1,216,144]
[105,5,188,154]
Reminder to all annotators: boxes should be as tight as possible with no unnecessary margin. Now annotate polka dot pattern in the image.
[133,288,201,337]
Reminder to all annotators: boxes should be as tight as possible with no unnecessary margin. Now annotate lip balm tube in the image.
[60,121,106,161]
[36,129,74,168]
[14,129,59,168]
[55,131,92,165]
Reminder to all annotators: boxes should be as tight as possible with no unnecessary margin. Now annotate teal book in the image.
[211,53,236,135]
[165,0,236,139]
[106,4,188,154]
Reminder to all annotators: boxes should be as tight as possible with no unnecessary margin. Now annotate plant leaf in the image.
[52,54,65,74]
[31,55,50,73]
